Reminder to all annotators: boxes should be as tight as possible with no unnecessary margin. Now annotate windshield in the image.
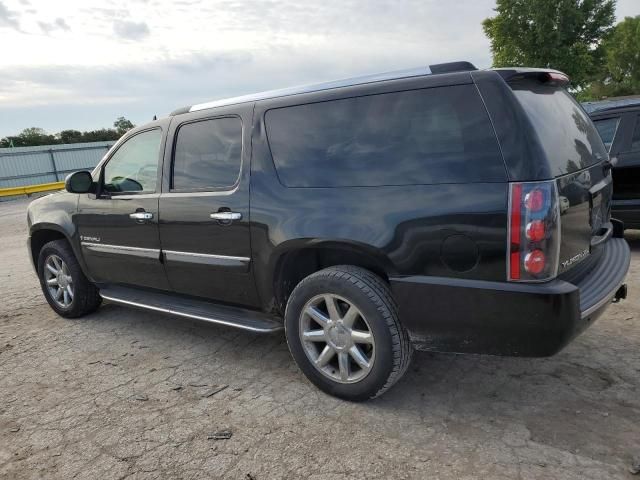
[512,84,608,177]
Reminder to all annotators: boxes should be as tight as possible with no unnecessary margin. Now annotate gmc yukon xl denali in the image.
[27,62,630,400]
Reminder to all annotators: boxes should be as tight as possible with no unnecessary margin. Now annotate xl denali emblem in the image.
[561,249,589,269]
[80,235,101,242]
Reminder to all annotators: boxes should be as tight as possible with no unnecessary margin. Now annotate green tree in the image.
[113,117,135,135]
[2,127,58,147]
[1,117,135,148]
[483,0,616,89]
[57,129,84,144]
[0,137,18,148]
[81,129,121,142]
[587,16,640,98]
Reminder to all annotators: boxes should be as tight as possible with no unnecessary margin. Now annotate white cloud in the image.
[0,0,637,136]
[38,17,70,34]
[0,0,20,30]
[113,19,149,40]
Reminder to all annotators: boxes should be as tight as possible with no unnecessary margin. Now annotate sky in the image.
[0,0,637,138]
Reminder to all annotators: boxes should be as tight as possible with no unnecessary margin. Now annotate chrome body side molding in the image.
[80,242,250,267]
[81,242,160,259]
[163,250,250,267]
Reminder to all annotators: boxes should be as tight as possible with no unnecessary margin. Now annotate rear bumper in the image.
[390,237,630,357]
[612,199,640,229]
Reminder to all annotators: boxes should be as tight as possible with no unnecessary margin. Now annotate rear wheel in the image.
[37,239,101,318]
[285,265,412,401]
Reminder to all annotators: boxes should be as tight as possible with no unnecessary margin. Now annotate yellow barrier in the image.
[0,181,65,198]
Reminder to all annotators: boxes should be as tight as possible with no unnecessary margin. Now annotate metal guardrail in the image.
[0,181,64,197]
[0,141,113,189]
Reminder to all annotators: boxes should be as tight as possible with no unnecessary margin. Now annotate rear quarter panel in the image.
[249,90,509,308]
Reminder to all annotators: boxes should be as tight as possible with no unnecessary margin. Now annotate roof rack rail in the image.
[429,61,477,74]
[168,62,478,116]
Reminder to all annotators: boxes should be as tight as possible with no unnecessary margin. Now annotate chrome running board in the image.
[99,285,283,333]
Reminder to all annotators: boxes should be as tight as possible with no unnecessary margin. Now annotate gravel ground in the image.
[0,197,639,480]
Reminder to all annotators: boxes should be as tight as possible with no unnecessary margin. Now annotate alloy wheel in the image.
[44,254,74,308]
[299,294,375,384]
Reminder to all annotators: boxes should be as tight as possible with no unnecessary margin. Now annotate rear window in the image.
[593,117,620,152]
[172,117,242,190]
[265,85,505,187]
[511,85,608,176]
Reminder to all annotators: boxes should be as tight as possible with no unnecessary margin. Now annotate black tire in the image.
[37,239,102,318]
[284,265,412,401]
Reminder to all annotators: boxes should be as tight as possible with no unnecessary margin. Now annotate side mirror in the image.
[65,171,94,194]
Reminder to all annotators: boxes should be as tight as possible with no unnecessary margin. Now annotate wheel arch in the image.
[269,240,396,315]
[29,224,90,278]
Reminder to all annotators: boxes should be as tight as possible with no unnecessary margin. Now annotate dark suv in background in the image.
[585,97,640,229]
[27,62,630,400]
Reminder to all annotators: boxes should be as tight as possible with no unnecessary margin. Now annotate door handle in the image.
[210,211,242,221]
[129,212,153,220]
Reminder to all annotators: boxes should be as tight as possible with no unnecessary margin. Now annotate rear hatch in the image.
[508,75,612,276]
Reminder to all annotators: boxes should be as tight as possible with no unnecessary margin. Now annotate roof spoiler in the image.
[494,68,570,87]
[429,61,477,74]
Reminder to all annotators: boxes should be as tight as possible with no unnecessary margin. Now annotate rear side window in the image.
[511,85,607,176]
[631,116,640,151]
[593,117,620,152]
[265,85,505,187]
[172,117,242,190]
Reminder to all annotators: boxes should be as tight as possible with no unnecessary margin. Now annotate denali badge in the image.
[80,235,101,242]
[561,249,589,269]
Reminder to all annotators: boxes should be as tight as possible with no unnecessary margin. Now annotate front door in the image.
[76,126,170,290]
[158,107,259,307]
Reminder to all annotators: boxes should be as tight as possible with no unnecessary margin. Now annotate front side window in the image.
[103,129,162,193]
[172,117,242,190]
[265,84,505,187]
[593,117,620,152]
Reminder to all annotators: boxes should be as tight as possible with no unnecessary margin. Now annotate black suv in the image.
[27,62,630,400]
[585,97,640,229]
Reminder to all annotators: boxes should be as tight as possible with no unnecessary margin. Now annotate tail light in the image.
[508,180,560,282]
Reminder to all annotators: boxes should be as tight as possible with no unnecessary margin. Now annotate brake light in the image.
[524,249,546,274]
[541,72,570,87]
[509,184,522,280]
[525,220,545,242]
[524,189,544,212]
[508,181,560,282]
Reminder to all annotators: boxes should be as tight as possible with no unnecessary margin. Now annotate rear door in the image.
[509,82,612,274]
[158,105,259,307]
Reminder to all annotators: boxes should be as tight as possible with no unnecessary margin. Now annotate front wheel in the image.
[284,265,412,401]
[37,239,102,318]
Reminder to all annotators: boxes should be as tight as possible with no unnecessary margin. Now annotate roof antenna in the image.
[153,114,157,120]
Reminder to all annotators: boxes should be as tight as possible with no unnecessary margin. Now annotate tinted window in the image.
[512,85,607,176]
[593,117,620,152]
[265,85,504,187]
[631,116,640,151]
[172,117,242,190]
[104,129,161,193]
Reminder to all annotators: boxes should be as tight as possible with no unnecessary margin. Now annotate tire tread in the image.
[286,265,412,399]
[38,239,101,318]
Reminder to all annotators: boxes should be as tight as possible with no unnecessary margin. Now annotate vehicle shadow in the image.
[89,301,638,419]
[83,284,639,470]
[625,229,640,250]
